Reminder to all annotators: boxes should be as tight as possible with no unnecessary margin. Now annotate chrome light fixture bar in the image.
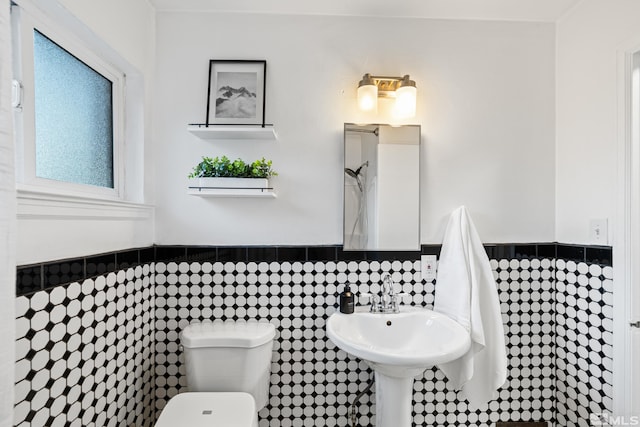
[357,73,417,118]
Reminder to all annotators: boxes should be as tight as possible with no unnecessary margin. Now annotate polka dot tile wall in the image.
[153,257,557,427]
[12,243,615,427]
[409,258,556,427]
[13,265,155,427]
[555,260,614,427]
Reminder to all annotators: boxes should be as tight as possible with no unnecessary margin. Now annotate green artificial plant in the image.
[188,156,277,179]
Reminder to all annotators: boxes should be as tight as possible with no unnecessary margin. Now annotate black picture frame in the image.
[206,60,267,127]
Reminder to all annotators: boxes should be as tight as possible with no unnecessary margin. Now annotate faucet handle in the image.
[361,293,385,313]
[391,292,411,310]
[359,292,377,305]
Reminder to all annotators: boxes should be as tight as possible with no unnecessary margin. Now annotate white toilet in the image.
[155,321,276,427]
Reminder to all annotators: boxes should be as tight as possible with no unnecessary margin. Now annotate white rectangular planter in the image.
[195,177,270,189]
[188,177,275,198]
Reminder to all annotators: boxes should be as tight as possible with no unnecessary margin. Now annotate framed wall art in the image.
[206,60,267,127]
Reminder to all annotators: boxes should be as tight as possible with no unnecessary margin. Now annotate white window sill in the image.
[17,188,154,220]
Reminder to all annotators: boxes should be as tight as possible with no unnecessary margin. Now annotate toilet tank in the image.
[180,321,276,410]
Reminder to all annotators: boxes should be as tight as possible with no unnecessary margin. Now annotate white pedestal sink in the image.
[326,306,470,427]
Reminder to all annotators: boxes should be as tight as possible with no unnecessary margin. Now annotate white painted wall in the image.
[556,0,640,245]
[56,0,155,75]
[14,0,156,265]
[16,205,154,265]
[154,13,556,246]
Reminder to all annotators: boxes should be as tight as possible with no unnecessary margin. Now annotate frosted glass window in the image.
[33,30,114,188]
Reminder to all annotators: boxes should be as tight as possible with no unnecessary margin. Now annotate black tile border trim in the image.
[16,243,613,296]
[16,247,150,296]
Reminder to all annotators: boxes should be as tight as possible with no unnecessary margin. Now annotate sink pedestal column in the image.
[374,371,415,427]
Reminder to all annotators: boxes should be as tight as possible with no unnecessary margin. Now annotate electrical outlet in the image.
[421,255,437,281]
[589,219,608,244]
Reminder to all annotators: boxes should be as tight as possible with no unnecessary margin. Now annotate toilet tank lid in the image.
[181,321,276,348]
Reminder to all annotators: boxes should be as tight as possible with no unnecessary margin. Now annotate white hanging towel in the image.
[433,206,507,409]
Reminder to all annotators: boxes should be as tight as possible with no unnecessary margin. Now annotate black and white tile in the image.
[555,260,614,427]
[153,258,556,427]
[13,265,155,427]
[12,244,615,427]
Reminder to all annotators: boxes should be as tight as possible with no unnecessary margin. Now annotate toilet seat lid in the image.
[155,392,256,427]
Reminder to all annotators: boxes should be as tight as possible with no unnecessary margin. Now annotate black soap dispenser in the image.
[339,284,355,314]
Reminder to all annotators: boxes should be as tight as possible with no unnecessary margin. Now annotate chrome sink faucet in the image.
[367,273,405,313]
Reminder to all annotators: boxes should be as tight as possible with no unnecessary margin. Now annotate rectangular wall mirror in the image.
[343,123,421,251]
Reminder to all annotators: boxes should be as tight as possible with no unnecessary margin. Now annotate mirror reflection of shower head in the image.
[347,127,379,137]
[355,161,369,175]
[344,168,358,179]
[344,161,369,192]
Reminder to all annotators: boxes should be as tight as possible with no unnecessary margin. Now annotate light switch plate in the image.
[589,218,608,244]
[421,255,437,281]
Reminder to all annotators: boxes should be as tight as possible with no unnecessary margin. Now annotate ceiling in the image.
[148,0,584,22]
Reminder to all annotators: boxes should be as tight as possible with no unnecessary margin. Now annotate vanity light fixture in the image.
[357,73,417,118]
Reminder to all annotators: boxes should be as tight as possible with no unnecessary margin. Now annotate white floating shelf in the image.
[187,125,277,140]
[188,187,276,198]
